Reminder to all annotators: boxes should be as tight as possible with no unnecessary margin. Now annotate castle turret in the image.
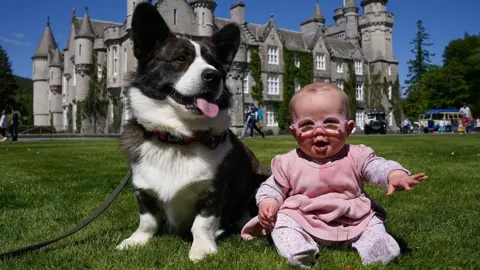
[344,0,359,45]
[74,7,95,102]
[300,0,326,35]
[32,16,57,126]
[333,7,345,25]
[126,0,147,30]
[191,0,217,36]
[49,47,63,128]
[359,0,396,75]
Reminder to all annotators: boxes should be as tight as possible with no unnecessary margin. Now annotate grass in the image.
[0,135,479,269]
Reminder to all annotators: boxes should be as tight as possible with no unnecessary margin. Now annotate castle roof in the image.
[313,0,325,20]
[50,47,63,67]
[33,17,57,58]
[214,17,357,59]
[77,7,96,38]
[74,18,122,38]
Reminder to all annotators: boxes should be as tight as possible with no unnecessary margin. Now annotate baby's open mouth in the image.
[314,141,329,148]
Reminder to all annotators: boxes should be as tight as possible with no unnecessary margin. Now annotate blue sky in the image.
[0,0,478,88]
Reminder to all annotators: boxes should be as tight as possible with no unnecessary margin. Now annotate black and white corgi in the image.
[118,2,270,261]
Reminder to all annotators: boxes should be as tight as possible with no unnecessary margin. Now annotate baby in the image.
[241,83,427,267]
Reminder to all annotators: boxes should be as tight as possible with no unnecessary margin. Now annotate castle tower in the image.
[126,0,147,30]
[49,47,63,129]
[191,0,217,36]
[359,0,395,69]
[333,7,345,26]
[74,7,95,102]
[300,0,326,35]
[344,0,359,45]
[32,17,57,126]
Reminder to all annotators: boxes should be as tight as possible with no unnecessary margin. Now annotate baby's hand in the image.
[258,198,280,229]
[387,171,428,196]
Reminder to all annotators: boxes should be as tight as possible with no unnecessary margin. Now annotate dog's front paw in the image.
[116,233,152,250]
[188,238,217,262]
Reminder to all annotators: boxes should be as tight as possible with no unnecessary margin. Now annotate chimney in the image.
[230,2,245,25]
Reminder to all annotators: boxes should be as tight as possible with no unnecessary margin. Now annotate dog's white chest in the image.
[132,140,231,228]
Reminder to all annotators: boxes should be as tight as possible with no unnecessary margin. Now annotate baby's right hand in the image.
[258,198,280,229]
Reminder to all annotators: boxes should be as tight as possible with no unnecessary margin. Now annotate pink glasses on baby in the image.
[290,115,348,136]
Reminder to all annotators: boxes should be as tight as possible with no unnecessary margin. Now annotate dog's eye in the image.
[173,56,186,63]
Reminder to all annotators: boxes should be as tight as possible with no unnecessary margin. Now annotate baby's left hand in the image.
[387,171,428,196]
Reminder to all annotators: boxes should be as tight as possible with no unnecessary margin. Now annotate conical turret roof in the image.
[33,17,57,58]
[77,7,95,38]
[50,47,63,67]
[313,0,325,20]
[345,0,357,8]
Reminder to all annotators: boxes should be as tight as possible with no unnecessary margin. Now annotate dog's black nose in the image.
[201,69,221,86]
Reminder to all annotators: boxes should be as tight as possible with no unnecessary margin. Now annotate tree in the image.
[364,64,383,111]
[14,76,33,125]
[344,62,357,120]
[442,33,480,116]
[83,53,109,133]
[404,20,435,95]
[0,45,18,111]
[249,48,264,107]
[391,74,404,125]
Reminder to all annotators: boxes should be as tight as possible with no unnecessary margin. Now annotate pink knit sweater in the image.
[241,144,409,241]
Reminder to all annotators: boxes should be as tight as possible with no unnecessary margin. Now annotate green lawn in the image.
[0,135,479,269]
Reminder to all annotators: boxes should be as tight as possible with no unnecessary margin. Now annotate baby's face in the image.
[290,90,354,160]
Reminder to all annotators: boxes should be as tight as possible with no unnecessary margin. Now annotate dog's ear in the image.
[210,23,241,71]
[131,2,173,60]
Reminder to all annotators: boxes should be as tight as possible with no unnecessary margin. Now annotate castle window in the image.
[113,46,118,76]
[174,9,177,25]
[355,60,363,75]
[336,61,343,73]
[124,48,128,73]
[267,74,280,95]
[267,46,278,65]
[51,71,53,80]
[202,12,205,26]
[337,81,344,91]
[316,54,325,70]
[97,64,102,79]
[389,110,393,126]
[356,110,365,126]
[294,54,300,68]
[294,78,301,92]
[73,66,76,86]
[79,44,82,56]
[266,105,277,127]
[356,83,364,100]
[388,64,392,76]
[388,85,392,100]
[133,1,136,10]
[243,74,249,94]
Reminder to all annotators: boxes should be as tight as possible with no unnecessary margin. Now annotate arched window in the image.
[202,12,205,25]
[79,44,82,56]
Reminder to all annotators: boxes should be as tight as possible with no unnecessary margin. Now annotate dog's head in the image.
[126,3,241,134]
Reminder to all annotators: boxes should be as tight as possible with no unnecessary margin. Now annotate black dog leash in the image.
[0,169,132,261]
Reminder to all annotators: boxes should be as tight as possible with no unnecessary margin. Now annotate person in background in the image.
[248,104,265,138]
[0,110,8,141]
[257,106,264,134]
[10,108,19,141]
[239,106,251,138]
[459,103,472,134]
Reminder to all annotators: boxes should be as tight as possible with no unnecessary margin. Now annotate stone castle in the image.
[32,0,398,133]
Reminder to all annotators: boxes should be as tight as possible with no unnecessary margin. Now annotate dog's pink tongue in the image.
[195,97,219,118]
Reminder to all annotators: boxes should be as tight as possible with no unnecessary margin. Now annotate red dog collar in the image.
[150,130,228,150]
